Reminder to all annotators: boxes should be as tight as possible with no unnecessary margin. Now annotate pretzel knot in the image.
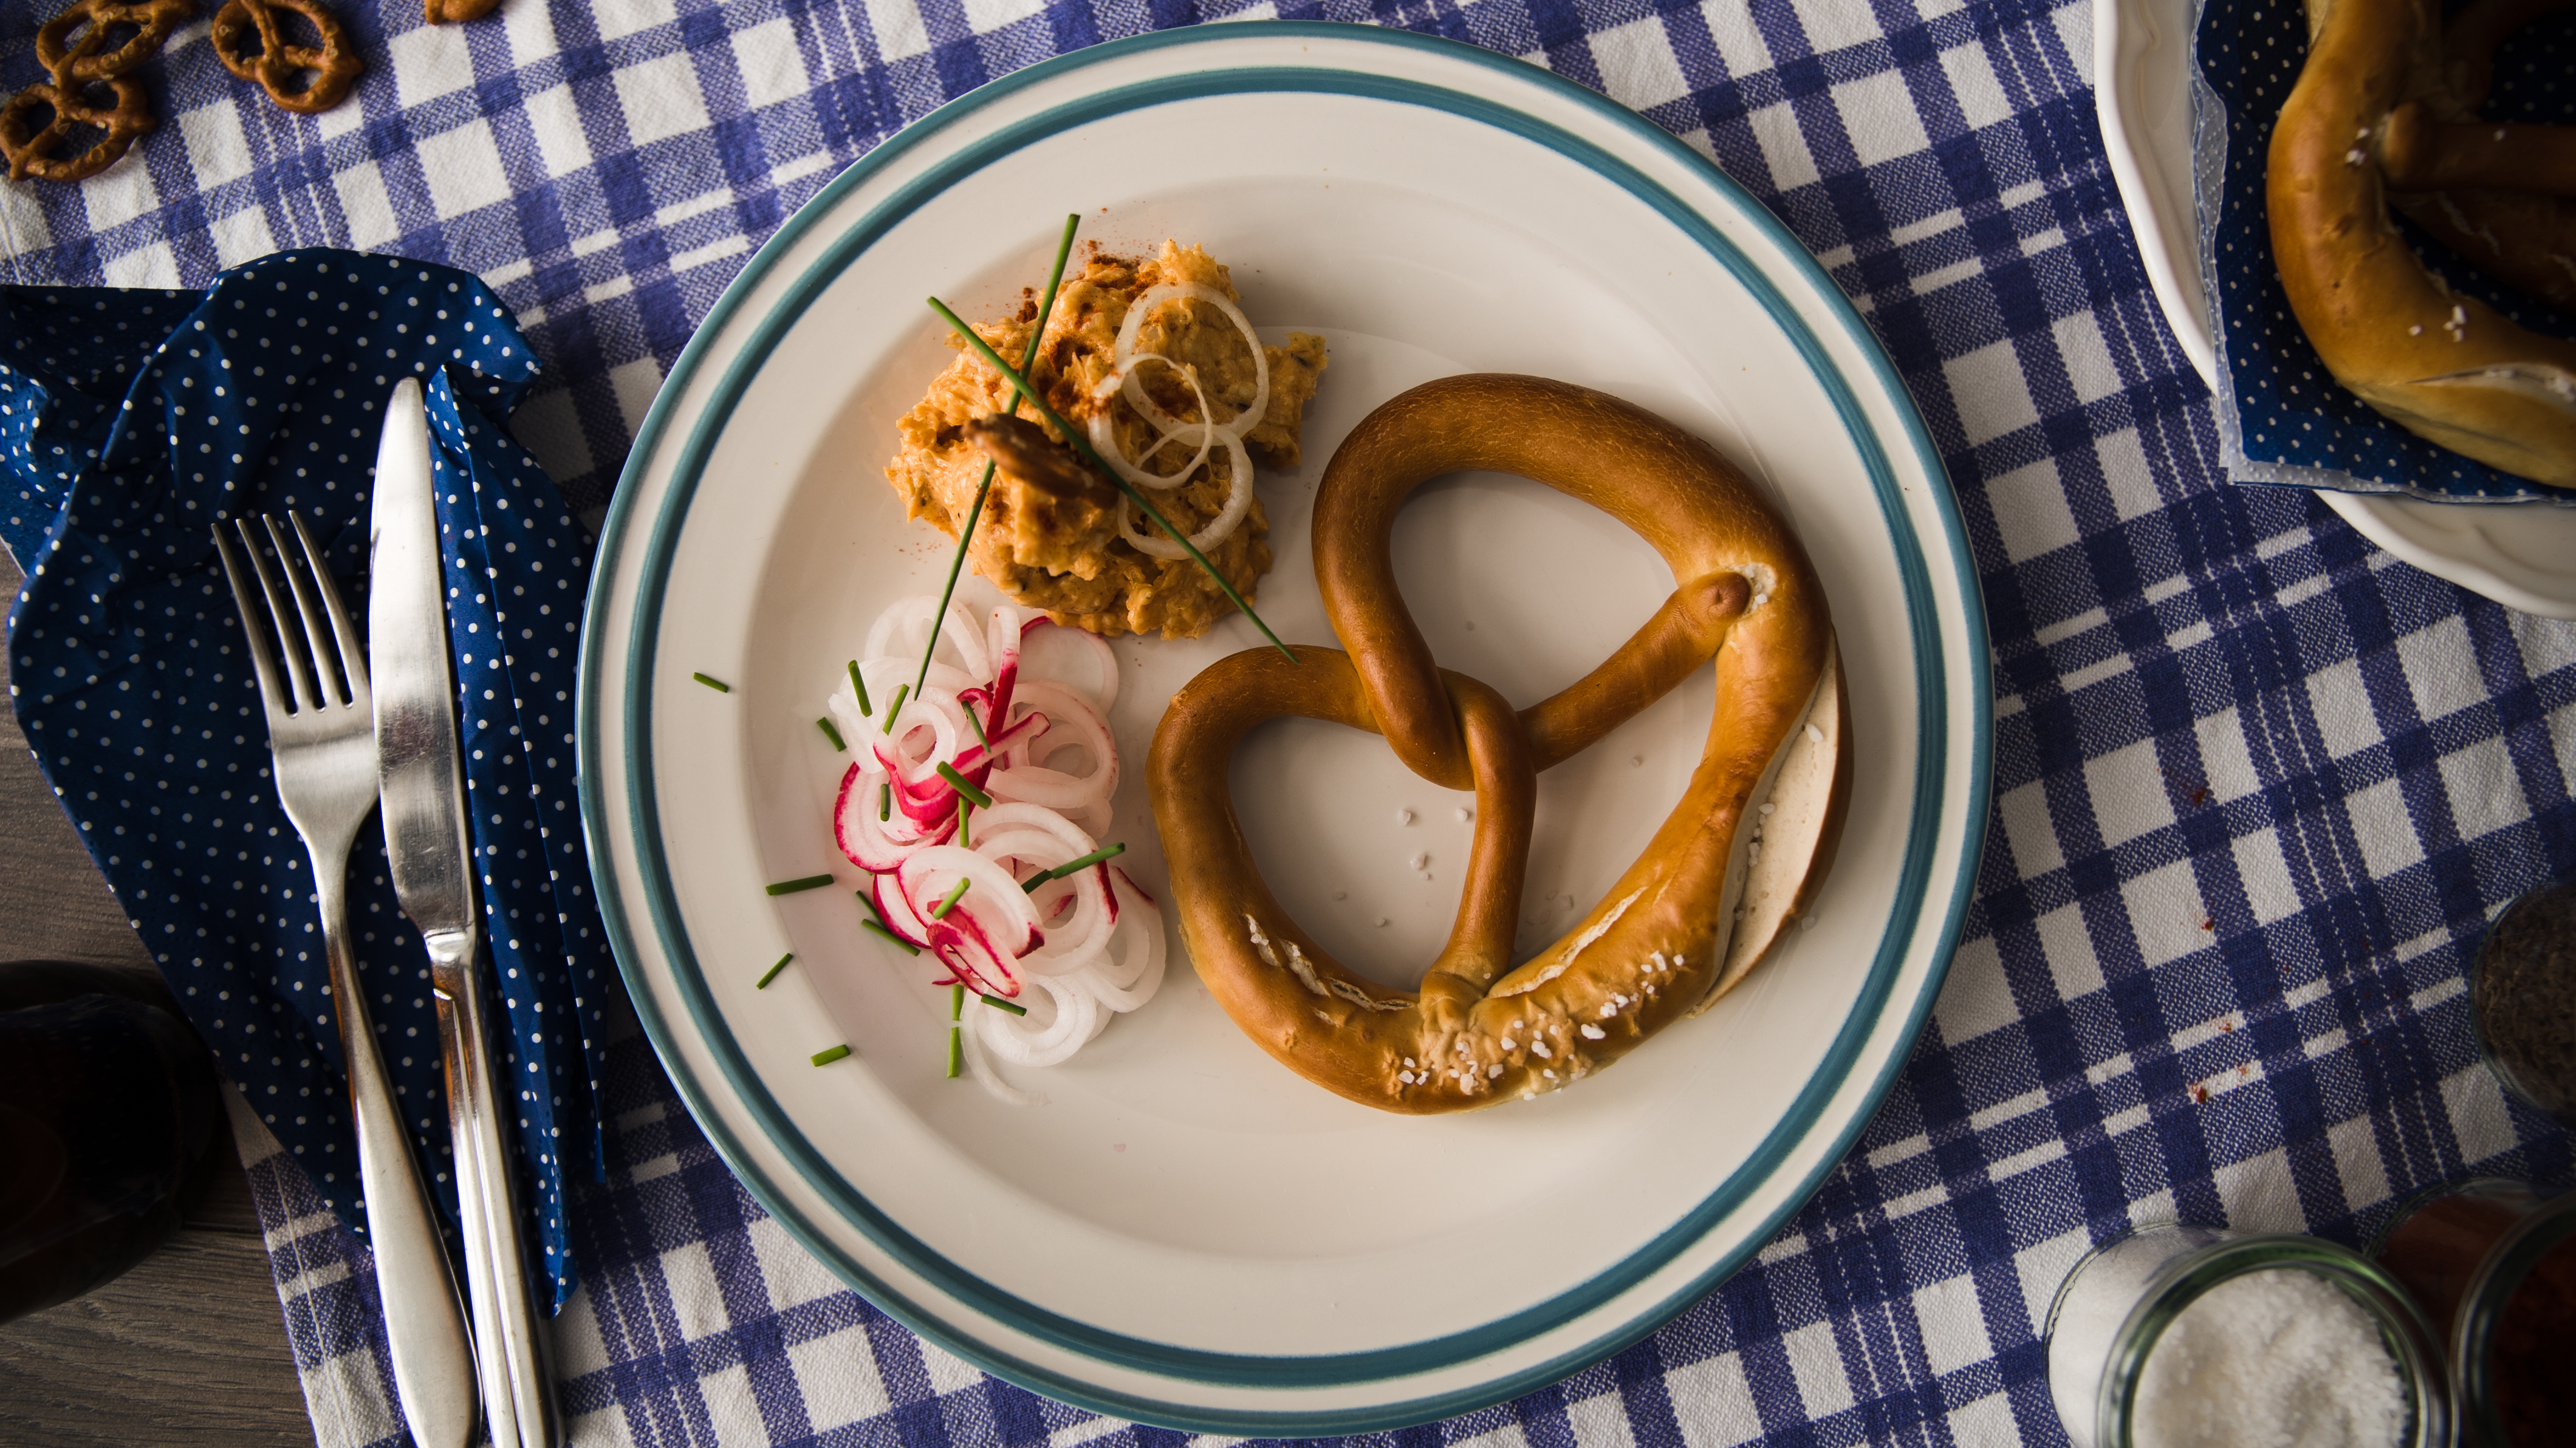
[0,76,156,183]
[36,0,197,84]
[211,0,362,115]
[2270,0,2576,485]
[1149,375,1849,1115]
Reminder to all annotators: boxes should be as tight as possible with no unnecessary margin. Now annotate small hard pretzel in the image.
[35,0,196,84]
[423,0,501,23]
[1149,376,1849,1114]
[2270,0,2576,485]
[211,0,362,115]
[0,77,156,184]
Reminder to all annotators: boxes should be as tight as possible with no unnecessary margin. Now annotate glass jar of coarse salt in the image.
[2044,1224,2450,1448]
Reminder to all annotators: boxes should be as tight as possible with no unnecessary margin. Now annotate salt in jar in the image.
[2044,1223,2449,1448]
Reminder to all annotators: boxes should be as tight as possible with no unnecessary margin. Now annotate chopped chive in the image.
[1021,841,1127,891]
[945,1027,963,1079]
[811,1043,852,1066]
[962,697,989,748]
[693,672,731,692]
[860,918,921,955]
[816,716,846,751]
[915,213,1086,703]
[888,683,910,721]
[930,878,971,919]
[855,888,892,930]
[766,874,834,895]
[756,952,794,989]
[879,782,891,821]
[978,991,1027,1017]
[848,660,872,717]
[950,982,965,1020]
[934,762,995,808]
[956,796,971,849]
[926,296,1297,664]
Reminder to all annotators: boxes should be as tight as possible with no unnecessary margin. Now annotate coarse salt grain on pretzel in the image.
[1149,375,1849,1115]
[212,0,362,115]
[2270,0,2576,485]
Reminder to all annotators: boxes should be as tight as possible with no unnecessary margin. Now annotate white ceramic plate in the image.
[580,22,1989,1432]
[2092,0,2576,620]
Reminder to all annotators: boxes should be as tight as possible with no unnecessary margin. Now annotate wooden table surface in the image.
[0,548,317,1447]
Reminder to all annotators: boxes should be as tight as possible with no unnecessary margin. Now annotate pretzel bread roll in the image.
[2270,0,2576,485]
[1150,375,1849,1114]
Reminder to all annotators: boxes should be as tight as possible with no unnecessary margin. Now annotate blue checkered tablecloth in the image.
[6,0,2575,1443]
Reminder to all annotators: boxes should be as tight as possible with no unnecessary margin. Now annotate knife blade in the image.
[369,376,565,1448]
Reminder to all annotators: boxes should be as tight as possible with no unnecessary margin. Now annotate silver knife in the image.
[369,377,565,1448]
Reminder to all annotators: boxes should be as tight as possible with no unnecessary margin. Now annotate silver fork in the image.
[214,514,479,1448]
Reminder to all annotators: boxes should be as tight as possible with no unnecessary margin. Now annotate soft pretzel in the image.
[211,0,361,114]
[2270,0,2576,485]
[2380,0,2576,312]
[1149,376,1849,1114]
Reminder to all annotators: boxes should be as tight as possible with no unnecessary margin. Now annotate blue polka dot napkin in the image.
[0,250,610,1307]
[2194,0,2576,500]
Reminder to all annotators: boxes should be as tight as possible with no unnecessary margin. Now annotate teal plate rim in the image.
[578,20,1993,1435]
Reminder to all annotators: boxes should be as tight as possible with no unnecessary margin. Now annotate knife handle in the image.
[432,931,564,1448]
[317,856,479,1448]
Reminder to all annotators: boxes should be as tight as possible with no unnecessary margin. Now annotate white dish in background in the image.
[580,22,1989,1433]
[2092,0,2576,620]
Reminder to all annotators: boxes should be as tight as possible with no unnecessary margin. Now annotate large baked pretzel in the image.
[1149,376,1850,1114]
[2271,0,2576,485]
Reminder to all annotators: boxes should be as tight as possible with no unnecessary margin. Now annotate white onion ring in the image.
[988,680,1118,812]
[1086,352,1217,493]
[1117,426,1253,561]
[1109,283,1269,440]
[973,974,1103,1066]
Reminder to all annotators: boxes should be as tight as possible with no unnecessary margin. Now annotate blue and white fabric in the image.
[4,0,2575,1444]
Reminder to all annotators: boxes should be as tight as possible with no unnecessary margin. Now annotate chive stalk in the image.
[879,782,891,821]
[945,1027,963,1079]
[962,697,988,748]
[914,213,1086,702]
[978,991,1027,1017]
[926,296,1296,663]
[766,874,834,896]
[950,982,965,1020]
[811,1043,852,1066]
[815,716,846,751]
[888,683,910,721]
[756,952,794,989]
[931,878,970,919]
[860,919,920,955]
[693,672,731,692]
[935,761,994,808]
[1021,841,1126,892]
[854,888,891,929]
[956,797,970,849]
[848,660,872,717]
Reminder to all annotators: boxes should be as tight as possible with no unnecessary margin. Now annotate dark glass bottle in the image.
[0,960,228,1322]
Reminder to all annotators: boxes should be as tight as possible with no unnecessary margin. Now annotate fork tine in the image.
[235,517,318,714]
[210,524,293,724]
[287,513,370,697]
[265,514,351,708]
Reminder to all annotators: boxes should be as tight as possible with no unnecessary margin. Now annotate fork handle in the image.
[431,929,564,1448]
[317,852,480,1448]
